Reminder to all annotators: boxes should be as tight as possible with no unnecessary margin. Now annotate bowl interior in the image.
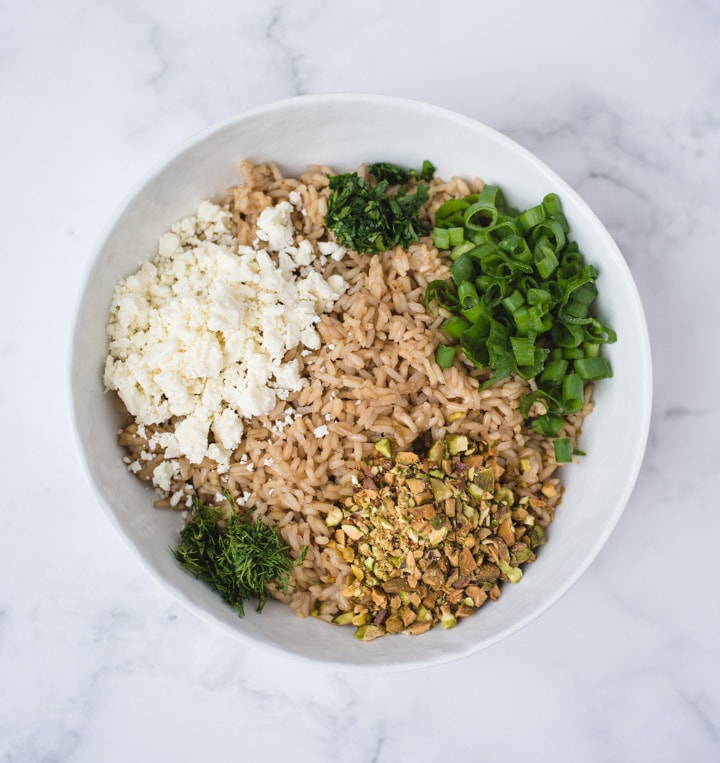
[71,94,651,670]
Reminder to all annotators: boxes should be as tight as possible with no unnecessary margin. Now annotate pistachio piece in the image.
[475,467,496,493]
[325,506,344,527]
[497,559,523,583]
[407,620,432,636]
[374,438,393,458]
[429,477,453,502]
[395,451,420,465]
[446,434,469,455]
[526,524,547,548]
[341,523,363,542]
[497,516,516,548]
[382,577,411,593]
[427,439,447,463]
[440,609,457,630]
[354,624,385,641]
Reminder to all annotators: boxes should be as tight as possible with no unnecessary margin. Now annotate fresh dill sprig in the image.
[174,494,295,617]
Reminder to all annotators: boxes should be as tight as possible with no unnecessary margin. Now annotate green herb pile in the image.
[174,494,300,616]
[325,161,435,254]
[425,185,616,462]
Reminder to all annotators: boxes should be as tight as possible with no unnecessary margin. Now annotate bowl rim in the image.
[69,92,653,672]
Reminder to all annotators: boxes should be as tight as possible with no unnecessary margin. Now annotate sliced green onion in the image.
[435,344,457,368]
[534,239,559,279]
[510,335,536,367]
[440,315,471,339]
[424,184,615,461]
[540,358,568,384]
[519,389,558,417]
[448,227,465,247]
[450,253,474,285]
[574,356,613,380]
[519,203,546,231]
[542,193,563,217]
[434,227,450,249]
[583,341,600,358]
[530,413,565,437]
[457,279,479,307]
[436,198,470,220]
[450,240,477,260]
[425,280,459,315]
[516,346,549,380]
[502,289,526,314]
[553,437,573,463]
[463,185,504,231]
[461,302,489,324]
[513,305,531,334]
[561,372,585,412]
[552,321,585,348]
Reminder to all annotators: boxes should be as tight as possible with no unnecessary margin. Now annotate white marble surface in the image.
[2,0,719,760]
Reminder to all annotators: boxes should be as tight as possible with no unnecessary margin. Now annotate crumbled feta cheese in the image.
[256,201,294,252]
[313,424,329,438]
[152,460,179,492]
[318,240,346,261]
[104,198,348,480]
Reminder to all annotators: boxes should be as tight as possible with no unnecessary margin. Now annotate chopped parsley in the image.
[325,160,435,254]
[367,159,436,185]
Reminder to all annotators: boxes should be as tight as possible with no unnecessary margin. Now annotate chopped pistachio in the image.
[415,604,432,622]
[440,610,457,629]
[495,487,515,507]
[446,434,469,455]
[325,506,344,527]
[475,467,496,492]
[498,559,523,583]
[526,525,546,548]
[427,524,449,547]
[429,477,453,501]
[513,545,534,564]
[354,624,385,641]
[341,524,363,542]
[374,438,393,458]
[428,439,447,463]
[325,434,551,638]
[395,451,420,465]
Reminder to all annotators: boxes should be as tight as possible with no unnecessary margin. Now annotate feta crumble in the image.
[104,198,348,480]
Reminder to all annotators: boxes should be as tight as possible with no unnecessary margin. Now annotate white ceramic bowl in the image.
[71,94,652,671]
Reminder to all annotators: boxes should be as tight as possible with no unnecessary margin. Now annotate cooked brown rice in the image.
[117,161,593,622]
